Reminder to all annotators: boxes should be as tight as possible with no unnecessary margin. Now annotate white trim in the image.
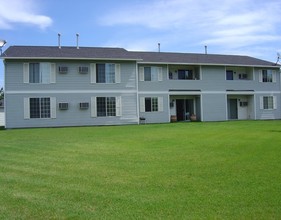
[135,63,140,124]
[140,97,145,113]
[50,63,56,83]
[158,97,163,112]
[4,57,142,61]
[200,94,204,121]
[158,67,163,81]
[6,90,138,94]
[254,94,257,119]
[139,67,144,81]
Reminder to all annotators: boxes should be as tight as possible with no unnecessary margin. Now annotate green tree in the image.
[0,87,4,100]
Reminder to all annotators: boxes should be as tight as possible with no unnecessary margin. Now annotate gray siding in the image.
[5,93,138,128]
[202,94,227,121]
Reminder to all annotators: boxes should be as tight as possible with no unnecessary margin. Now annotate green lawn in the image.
[0,121,281,219]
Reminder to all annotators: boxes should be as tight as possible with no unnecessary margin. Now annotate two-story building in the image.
[2,46,280,128]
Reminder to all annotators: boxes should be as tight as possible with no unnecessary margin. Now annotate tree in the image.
[0,87,4,100]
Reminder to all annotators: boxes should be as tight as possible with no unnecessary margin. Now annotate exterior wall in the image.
[4,58,281,128]
[201,93,227,121]
[5,60,139,128]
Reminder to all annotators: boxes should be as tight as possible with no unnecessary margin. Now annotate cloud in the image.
[0,0,52,29]
[99,0,281,60]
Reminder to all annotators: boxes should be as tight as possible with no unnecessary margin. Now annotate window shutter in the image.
[139,67,144,81]
[115,64,121,83]
[273,96,277,109]
[50,63,56,83]
[24,98,30,119]
[50,97,56,119]
[90,63,96,83]
[158,67,163,81]
[23,63,29,83]
[260,96,264,109]
[259,70,263,82]
[116,96,122,116]
[272,70,277,83]
[140,97,145,112]
[158,97,164,112]
[91,97,97,117]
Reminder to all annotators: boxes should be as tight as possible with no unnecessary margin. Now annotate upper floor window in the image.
[259,69,276,83]
[139,66,163,82]
[169,66,200,80]
[226,67,253,80]
[23,63,56,84]
[90,63,121,84]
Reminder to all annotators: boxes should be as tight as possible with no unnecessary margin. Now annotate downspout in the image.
[136,61,140,124]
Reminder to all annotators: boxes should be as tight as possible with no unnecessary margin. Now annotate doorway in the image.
[228,99,238,119]
[176,99,194,121]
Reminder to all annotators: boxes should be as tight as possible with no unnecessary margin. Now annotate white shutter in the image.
[272,70,277,83]
[115,64,121,83]
[260,96,264,109]
[259,70,263,82]
[273,96,277,109]
[158,67,163,81]
[91,97,97,117]
[116,96,122,116]
[24,98,30,119]
[23,63,29,83]
[158,97,163,112]
[50,63,56,83]
[139,67,144,81]
[90,63,96,83]
[50,97,56,119]
[140,97,145,112]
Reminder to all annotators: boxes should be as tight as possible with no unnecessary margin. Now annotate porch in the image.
[227,94,255,120]
[169,94,201,122]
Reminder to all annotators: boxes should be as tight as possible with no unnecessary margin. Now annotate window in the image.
[139,66,162,81]
[144,67,159,81]
[23,63,56,84]
[145,97,158,112]
[263,96,274,110]
[178,70,193,80]
[226,70,234,80]
[260,69,276,83]
[262,70,272,82]
[30,98,50,118]
[140,97,163,113]
[96,64,115,83]
[97,97,116,117]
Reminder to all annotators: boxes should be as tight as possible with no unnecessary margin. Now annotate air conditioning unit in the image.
[79,66,89,74]
[240,101,248,107]
[59,66,68,73]
[80,102,89,109]
[59,102,69,110]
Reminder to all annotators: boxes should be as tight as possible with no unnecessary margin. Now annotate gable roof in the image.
[2,46,139,61]
[129,51,278,67]
[2,45,279,67]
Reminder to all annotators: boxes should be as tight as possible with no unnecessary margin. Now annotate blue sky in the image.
[1,0,281,88]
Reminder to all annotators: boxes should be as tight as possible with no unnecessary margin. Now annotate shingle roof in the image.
[2,46,137,60]
[2,45,279,67]
[129,51,278,67]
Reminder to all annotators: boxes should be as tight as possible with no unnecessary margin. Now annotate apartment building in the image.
[2,46,280,128]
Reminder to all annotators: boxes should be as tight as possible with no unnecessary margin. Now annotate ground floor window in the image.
[24,97,55,119]
[140,97,163,113]
[262,96,274,110]
[145,97,158,112]
[30,97,50,118]
[97,97,117,117]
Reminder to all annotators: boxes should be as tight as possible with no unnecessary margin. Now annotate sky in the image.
[0,0,281,88]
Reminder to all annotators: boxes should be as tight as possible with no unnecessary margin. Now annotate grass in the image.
[0,121,281,219]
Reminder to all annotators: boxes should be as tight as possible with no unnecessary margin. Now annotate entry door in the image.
[229,99,238,119]
[176,99,184,121]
